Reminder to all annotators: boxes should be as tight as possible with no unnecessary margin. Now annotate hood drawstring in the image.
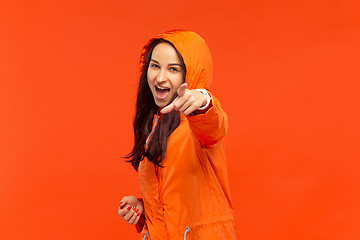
[145,112,160,148]
[183,227,190,240]
[143,227,189,239]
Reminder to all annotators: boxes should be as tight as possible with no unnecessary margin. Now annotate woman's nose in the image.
[156,70,168,83]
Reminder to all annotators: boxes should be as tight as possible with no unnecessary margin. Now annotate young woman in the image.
[118,30,236,239]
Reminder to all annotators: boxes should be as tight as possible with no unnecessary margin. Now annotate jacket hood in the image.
[140,30,213,91]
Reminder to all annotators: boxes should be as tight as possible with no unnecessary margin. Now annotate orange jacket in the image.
[137,30,236,239]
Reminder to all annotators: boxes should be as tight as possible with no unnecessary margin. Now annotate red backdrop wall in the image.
[1,0,359,239]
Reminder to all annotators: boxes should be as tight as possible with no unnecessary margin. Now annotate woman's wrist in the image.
[195,89,211,110]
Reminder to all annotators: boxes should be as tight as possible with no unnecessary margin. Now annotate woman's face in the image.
[147,42,184,108]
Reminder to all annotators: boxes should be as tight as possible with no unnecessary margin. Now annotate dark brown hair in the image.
[126,39,186,171]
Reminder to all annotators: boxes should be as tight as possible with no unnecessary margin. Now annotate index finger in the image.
[177,83,187,97]
[160,83,187,115]
[160,101,175,114]
[119,197,129,208]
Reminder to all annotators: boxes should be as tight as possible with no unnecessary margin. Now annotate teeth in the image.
[157,86,168,90]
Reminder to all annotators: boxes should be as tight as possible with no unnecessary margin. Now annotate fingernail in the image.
[132,206,136,210]
[137,212,140,216]
[120,202,123,204]
[127,206,131,210]
[136,209,139,213]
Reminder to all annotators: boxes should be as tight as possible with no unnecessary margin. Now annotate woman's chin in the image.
[154,99,169,108]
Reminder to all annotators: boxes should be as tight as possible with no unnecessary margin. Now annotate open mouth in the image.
[155,85,170,99]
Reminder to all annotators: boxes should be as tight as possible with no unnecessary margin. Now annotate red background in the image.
[1,0,359,239]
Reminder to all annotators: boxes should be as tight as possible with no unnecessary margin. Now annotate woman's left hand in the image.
[118,195,144,225]
[160,83,207,115]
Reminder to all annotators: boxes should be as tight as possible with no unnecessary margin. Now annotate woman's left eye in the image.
[170,67,179,72]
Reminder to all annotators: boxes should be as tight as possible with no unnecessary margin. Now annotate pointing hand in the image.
[160,83,208,115]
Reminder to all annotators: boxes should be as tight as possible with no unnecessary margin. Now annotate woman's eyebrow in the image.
[150,59,159,63]
[150,59,181,67]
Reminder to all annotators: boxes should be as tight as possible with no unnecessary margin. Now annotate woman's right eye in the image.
[150,64,159,68]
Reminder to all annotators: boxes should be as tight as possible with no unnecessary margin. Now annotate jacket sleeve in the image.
[186,93,228,148]
[135,198,145,233]
[135,215,145,233]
